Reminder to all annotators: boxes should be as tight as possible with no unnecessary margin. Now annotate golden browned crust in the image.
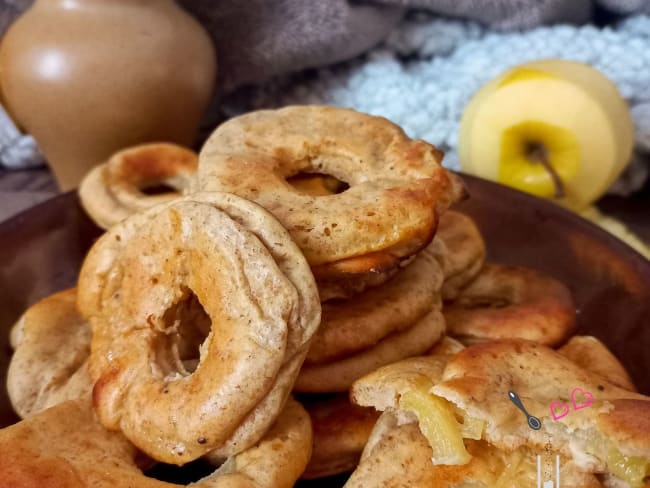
[0,398,135,488]
[284,173,403,300]
[301,394,380,479]
[444,264,576,346]
[295,308,445,393]
[0,396,312,488]
[306,250,444,365]
[198,106,459,270]
[597,399,650,458]
[426,210,486,301]
[77,192,320,464]
[310,237,434,281]
[79,143,197,229]
[315,265,400,302]
[559,336,636,391]
[7,288,93,419]
[314,250,421,303]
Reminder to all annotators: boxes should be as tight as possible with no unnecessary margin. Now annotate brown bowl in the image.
[1,174,649,485]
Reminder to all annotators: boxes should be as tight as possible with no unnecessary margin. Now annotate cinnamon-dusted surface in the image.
[77,192,320,464]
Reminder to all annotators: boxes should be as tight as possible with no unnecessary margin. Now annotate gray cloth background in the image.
[1,0,648,169]
[1,0,649,93]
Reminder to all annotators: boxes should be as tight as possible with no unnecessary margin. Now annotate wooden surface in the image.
[1,166,649,248]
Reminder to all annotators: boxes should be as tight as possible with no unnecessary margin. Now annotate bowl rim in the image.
[2,173,648,269]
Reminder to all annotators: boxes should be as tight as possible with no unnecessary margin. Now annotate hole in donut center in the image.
[144,458,217,485]
[286,172,349,196]
[140,182,178,196]
[456,295,511,309]
[155,288,211,378]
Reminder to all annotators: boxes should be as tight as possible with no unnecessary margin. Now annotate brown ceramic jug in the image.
[0,0,216,190]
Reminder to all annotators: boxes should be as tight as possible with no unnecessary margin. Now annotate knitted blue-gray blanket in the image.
[226,14,650,192]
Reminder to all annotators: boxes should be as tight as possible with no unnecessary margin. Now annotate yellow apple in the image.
[458,59,634,211]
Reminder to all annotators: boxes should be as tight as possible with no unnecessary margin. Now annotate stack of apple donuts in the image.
[196,106,465,478]
[3,105,630,488]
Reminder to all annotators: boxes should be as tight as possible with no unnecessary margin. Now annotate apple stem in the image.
[526,142,565,198]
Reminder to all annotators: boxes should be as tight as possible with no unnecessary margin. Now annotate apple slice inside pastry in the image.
[344,411,602,488]
[351,338,650,487]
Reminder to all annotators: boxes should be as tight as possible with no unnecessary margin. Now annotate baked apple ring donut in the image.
[198,105,462,271]
[295,307,445,393]
[0,396,312,488]
[301,394,380,479]
[444,264,575,346]
[316,266,400,302]
[77,192,320,464]
[559,335,636,391]
[79,143,197,229]
[427,211,486,301]
[7,288,93,419]
[306,249,444,365]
